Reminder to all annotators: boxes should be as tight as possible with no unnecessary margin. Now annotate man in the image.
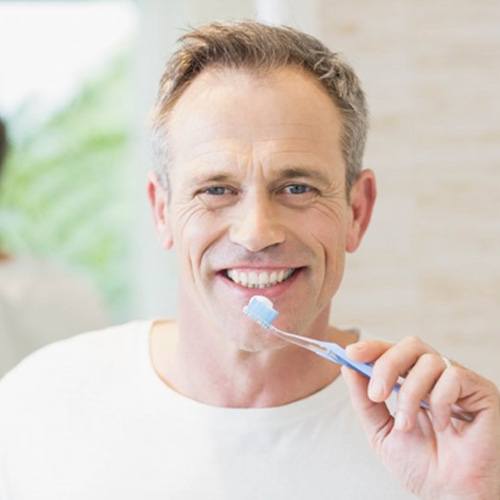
[0,118,110,376]
[0,22,499,499]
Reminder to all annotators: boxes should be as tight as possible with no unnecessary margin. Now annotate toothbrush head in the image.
[243,295,279,329]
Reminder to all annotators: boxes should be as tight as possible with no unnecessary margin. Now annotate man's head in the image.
[148,21,376,350]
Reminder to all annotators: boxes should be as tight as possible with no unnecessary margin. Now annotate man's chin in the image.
[227,326,288,353]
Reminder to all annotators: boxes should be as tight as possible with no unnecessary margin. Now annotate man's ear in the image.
[345,169,377,253]
[147,171,174,250]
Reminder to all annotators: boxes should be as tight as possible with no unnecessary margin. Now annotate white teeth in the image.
[249,271,258,287]
[226,268,296,288]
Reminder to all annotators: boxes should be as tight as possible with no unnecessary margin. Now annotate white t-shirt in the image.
[0,321,415,499]
[0,256,110,376]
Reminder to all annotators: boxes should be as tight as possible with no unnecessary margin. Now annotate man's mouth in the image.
[224,268,299,289]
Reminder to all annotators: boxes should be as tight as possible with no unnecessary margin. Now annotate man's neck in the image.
[150,316,358,409]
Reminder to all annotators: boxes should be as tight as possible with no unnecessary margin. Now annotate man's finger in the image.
[429,365,500,432]
[341,365,393,451]
[345,339,392,362]
[395,353,445,431]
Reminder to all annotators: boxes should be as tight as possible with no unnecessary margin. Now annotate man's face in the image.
[152,67,371,351]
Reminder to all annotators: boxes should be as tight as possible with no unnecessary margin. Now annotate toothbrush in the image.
[243,295,474,424]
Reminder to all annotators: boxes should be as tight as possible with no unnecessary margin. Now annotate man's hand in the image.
[341,337,500,499]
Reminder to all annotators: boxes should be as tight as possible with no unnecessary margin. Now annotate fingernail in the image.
[368,379,385,401]
[346,342,365,355]
[395,411,409,431]
[351,341,366,350]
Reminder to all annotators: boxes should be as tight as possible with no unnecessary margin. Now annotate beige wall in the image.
[321,1,500,383]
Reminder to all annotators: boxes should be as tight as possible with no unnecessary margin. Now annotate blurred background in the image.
[0,0,498,382]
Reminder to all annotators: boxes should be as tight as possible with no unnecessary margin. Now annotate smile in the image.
[224,268,297,288]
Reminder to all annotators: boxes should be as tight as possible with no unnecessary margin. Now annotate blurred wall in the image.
[132,0,500,383]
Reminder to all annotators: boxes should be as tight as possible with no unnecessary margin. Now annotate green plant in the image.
[0,51,133,318]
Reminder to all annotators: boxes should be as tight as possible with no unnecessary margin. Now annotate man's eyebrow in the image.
[275,167,331,185]
[189,172,235,185]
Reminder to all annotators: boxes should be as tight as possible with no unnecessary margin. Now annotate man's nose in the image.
[229,194,286,252]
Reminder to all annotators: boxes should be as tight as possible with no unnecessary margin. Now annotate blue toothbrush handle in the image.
[336,354,374,378]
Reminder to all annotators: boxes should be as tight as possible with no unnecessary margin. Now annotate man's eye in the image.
[196,185,238,209]
[203,186,234,196]
[278,183,318,207]
[283,184,313,195]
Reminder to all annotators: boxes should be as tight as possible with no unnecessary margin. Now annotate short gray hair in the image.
[152,20,368,195]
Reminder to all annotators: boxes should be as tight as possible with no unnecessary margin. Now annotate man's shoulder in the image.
[0,320,150,403]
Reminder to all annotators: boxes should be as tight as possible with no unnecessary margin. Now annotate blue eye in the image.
[205,186,232,196]
[284,184,312,195]
[197,185,238,208]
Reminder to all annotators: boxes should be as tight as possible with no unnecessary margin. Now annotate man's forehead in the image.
[172,135,344,179]
[168,67,342,138]
[165,66,344,175]
[177,133,331,158]
[169,113,343,167]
